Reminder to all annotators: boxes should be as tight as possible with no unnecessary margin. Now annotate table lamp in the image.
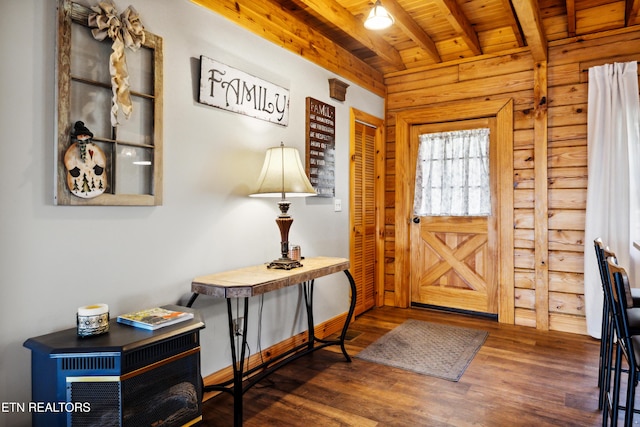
[250,142,316,269]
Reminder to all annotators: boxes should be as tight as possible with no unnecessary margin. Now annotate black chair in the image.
[594,238,640,411]
[603,257,640,426]
[595,239,615,409]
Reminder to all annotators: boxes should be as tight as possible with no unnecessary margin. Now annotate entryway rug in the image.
[355,319,488,382]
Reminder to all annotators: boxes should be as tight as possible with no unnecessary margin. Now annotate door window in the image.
[413,128,490,216]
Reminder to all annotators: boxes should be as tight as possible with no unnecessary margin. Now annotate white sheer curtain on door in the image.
[584,61,640,338]
[413,128,490,217]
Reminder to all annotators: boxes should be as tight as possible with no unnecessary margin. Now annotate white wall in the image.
[0,1,383,425]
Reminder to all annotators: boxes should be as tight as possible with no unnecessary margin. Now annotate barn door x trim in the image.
[394,99,515,324]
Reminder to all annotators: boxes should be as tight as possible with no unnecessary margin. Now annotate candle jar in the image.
[77,304,110,337]
[288,245,301,261]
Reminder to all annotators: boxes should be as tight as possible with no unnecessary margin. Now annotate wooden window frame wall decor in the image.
[55,0,163,206]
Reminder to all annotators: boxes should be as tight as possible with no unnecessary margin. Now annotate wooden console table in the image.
[186,256,357,427]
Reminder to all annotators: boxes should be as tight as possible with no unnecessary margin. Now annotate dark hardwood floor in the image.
[200,306,609,426]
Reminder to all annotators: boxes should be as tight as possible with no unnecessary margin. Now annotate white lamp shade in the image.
[250,144,317,198]
[364,1,394,30]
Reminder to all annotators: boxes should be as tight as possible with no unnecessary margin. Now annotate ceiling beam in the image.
[434,0,482,56]
[294,0,406,71]
[626,0,640,25]
[190,0,385,96]
[566,0,576,37]
[511,0,548,62]
[381,0,442,63]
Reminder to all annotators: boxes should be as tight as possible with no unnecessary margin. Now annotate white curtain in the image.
[413,128,490,217]
[584,61,640,338]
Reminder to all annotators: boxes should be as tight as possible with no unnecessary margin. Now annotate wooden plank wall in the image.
[383,27,640,335]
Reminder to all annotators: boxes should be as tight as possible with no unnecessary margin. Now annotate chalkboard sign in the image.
[305,97,335,198]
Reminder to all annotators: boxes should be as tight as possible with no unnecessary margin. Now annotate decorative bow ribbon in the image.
[88,2,145,126]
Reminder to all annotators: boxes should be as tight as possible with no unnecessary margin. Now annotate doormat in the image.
[355,319,488,382]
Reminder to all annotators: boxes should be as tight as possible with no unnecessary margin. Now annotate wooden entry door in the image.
[410,119,499,315]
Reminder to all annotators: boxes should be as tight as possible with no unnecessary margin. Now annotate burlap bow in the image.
[88,2,145,126]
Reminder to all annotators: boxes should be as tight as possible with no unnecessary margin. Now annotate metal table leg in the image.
[186,292,199,308]
[339,269,357,362]
[226,297,249,427]
[301,280,315,350]
[302,269,357,362]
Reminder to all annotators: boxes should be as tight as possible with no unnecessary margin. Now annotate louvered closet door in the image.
[351,121,376,316]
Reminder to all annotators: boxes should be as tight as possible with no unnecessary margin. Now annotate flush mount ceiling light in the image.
[364,0,394,30]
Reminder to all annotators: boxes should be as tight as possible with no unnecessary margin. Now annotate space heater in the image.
[24,306,204,427]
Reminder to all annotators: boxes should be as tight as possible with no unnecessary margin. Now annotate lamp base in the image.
[267,257,303,270]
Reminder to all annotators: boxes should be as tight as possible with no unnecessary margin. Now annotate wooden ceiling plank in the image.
[499,0,526,46]
[295,0,406,70]
[626,0,640,25]
[434,0,482,55]
[190,0,385,95]
[381,0,442,63]
[566,0,576,37]
[511,0,548,62]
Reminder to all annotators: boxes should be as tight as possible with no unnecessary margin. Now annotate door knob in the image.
[412,217,420,224]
